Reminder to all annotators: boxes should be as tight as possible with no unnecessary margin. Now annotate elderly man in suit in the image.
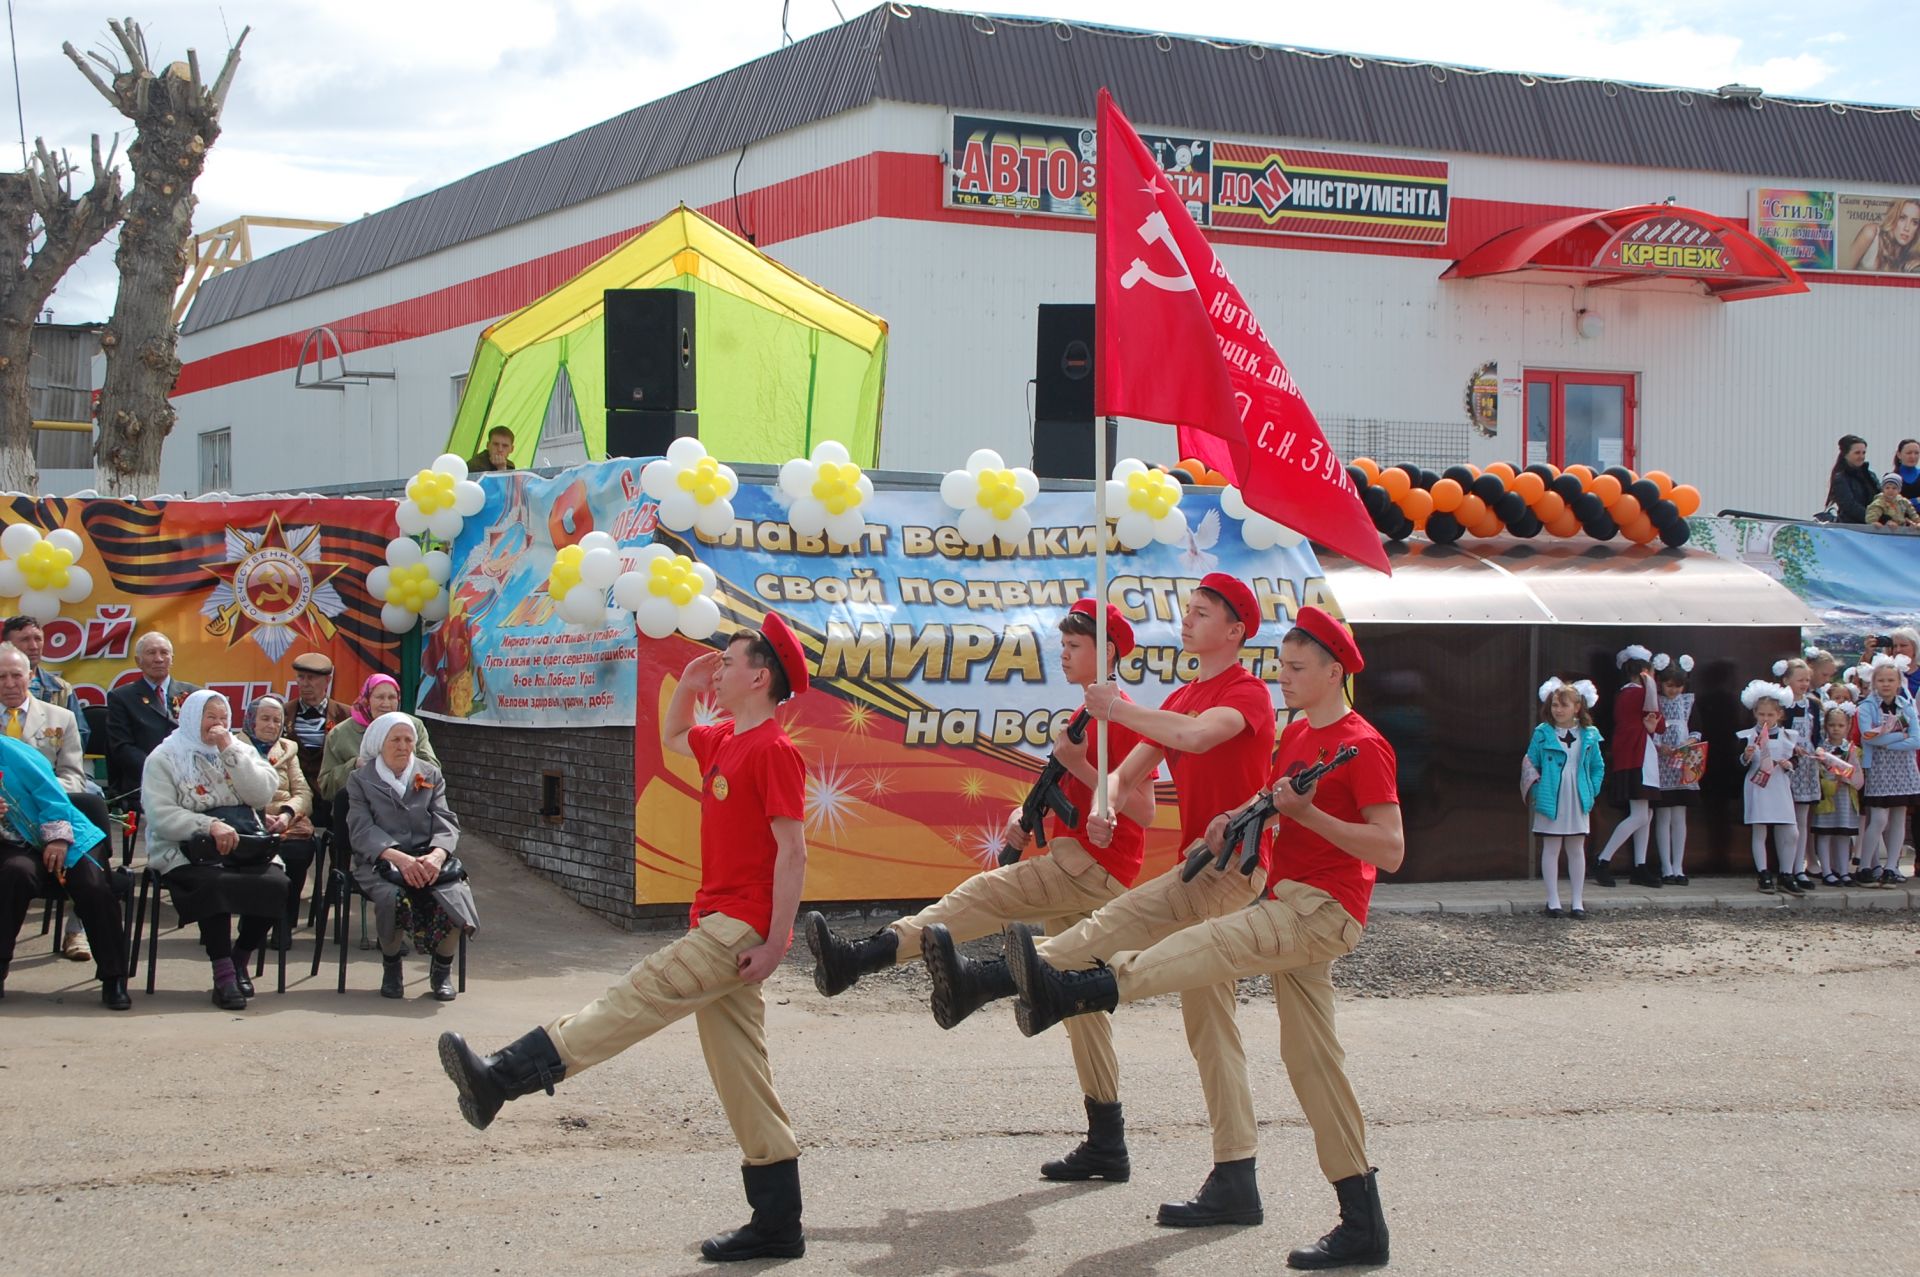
[105,631,198,801]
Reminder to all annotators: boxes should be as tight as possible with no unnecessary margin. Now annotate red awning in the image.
[1442,204,1807,301]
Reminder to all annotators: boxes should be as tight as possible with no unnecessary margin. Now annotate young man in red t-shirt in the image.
[438,615,814,1263]
[805,598,1156,1181]
[1009,606,1403,1271]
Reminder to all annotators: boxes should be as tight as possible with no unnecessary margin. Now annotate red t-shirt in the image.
[1046,698,1148,887]
[687,719,808,940]
[1155,663,1278,866]
[1267,711,1399,926]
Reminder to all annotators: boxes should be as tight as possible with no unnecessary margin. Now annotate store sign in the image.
[1753,187,1920,274]
[947,113,1448,243]
[1594,216,1734,275]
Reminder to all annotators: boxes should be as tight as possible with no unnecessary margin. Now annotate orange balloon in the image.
[1430,477,1464,513]
[1173,459,1205,484]
[1512,472,1545,504]
[1455,494,1488,526]
[1565,464,1595,491]
[1472,514,1505,538]
[1670,484,1701,517]
[1354,457,1381,482]
[1644,470,1674,498]
[1548,512,1582,537]
[1534,490,1566,522]
[1609,492,1641,521]
[1401,488,1434,522]
[1466,464,1482,478]
[1591,474,1623,505]
[1377,467,1411,501]
[1486,461,1517,485]
[1202,469,1228,487]
[1625,519,1658,544]
[1412,508,1431,531]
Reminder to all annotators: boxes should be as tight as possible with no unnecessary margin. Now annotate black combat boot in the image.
[429,956,457,1001]
[700,1158,805,1262]
[380,953,404,998]
[438,1026,567,1130]
[921,923,1016,1029]
[1005,922,1117,1038]
[1041,1096,1131,1183]
[1157,1158,1264,1227]
[1287,1167,1389,1269]
[804,911,898,996]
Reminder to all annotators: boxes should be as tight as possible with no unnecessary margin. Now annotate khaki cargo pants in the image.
[890,837,1126,1102]
[545,911,799,1166]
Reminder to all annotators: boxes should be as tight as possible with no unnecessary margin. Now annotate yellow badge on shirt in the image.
[711,775,730,801]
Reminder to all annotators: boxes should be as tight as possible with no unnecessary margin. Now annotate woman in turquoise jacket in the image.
[1525,678,1607,917]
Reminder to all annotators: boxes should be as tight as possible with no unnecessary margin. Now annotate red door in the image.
[1523,370,1637,471]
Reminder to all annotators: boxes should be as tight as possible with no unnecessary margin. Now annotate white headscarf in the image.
[154,688,231,770]
[359,711,419,795]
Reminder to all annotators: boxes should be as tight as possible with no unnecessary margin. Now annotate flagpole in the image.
[1093,414,1112,821]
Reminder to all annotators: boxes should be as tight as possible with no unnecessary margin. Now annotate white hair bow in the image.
[1616,643,1652,667]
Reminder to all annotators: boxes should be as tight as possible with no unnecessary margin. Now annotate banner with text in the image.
[1686,515,1920,649]
[1753,187,1920,274]
[632,484,1331,910]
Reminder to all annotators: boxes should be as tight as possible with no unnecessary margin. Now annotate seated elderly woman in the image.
[0,733,129,1009]
[346,712,476,1002]
[242,693,318,927]
[143,689,290,1011]
[318,674,439,827]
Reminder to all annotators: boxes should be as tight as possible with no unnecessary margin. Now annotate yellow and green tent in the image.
[446,205,887,467]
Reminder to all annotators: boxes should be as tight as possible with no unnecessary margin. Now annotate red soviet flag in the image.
[1093,89,1389,574]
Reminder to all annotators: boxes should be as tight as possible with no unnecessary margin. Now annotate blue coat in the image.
[0,732,105,869]
[1526,722,1606,821]
[1858,694,1920,769]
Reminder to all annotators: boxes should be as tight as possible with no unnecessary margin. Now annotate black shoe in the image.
[211,980,247,1011]
[438,1027,567,1131]
[232,963,256,1001]
[1287,1167,1390,1269]
[1881,869,1906,886]
[1779,874,1805,896]
[1005,923,1117,1038]
[922,923,1016,1029]
[1629,863,1663,888]
[101,978,131,1011]
[1661,874,1682,885]
[1041,1097,1131,1183]
[1157,1158,1263,1227]
[1543,907,1562,918]
[381,954,404,999]
[1757,871,1775,893]
[1568,909,1587,921]
[1794,873,1817,890]
[1839,873,1857,887]
[701,1159,805,1261]
[1591,858,1616,887]
[804,911,897,997]
[1822,873,1842,886]
[1675,873,1690,886]
[429,957,457,1002]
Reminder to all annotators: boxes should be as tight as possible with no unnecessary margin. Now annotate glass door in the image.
[1522,370,1636,471]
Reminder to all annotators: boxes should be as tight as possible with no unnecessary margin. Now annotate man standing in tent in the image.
[467,426,516,473]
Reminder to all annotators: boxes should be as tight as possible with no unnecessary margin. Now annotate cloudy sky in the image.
[14,0,1913,323]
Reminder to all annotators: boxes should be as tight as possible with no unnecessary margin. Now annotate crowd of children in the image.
[1523,630,1920,912]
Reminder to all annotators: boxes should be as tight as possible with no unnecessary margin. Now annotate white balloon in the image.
[640,458,676,501]
[386,537,424,568]
[693,499,734,539]
[1112,457,1148,479]
[691,562,717,591]
[1270,521,1305,548]
[824,508,866,546]
[561,587,607,626]
[1219,485,1249,519]
[420,590,450,622]
[421,550,452,584]
[632,543,672,567]
[580,547,620,589]
[431,452,468,478]
[44,528,83,558]
[0,560,23,596]
[611,570,646,611]
[1103,479,1129,510]
[1115,511,1154,550]
[452,481,486,517]
[811,439,850,465]
[1153,511,1190,545]
[577,530,617,555]
[965,448,1003,476]
[679,594,721,641]
[381,603,417,633]
[55,565,93,604]
[715,464,738,497]
[939,470,975,510]
[427,509,464,541]
[1,524,41,558]
[778,458,813,500]
[996,507,1032,549]
[1013,468,1039,501]
[665,436,707,467]
[394,503,429,536]
[855,473,874,502]
[19,589,59,623]
[367,566,392,599]
[787,498,826,538]
[1243,521,1278,551]
[635,596,679,639]
[956,507,995,546]
[657,489,698,531]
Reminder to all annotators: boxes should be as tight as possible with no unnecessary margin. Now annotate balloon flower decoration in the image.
[1347,458,1700,548]
[0,525,93,623]
[547,531,624,628]
[396,454,486,542]
[368,537,451,633]
[1104,458,1190,550]
[1218,485,1305,551]
[641,437,739,539]
[614,544,721,641]
[939,448,1038,549]
[779,440,873,544]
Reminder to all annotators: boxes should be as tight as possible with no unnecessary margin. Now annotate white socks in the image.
[1540,836,1586,911]
[1654,807,1688,876]
[1751,825,1798,873]
[1599,799,1651,865]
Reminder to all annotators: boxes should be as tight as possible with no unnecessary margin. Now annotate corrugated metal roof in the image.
[183,5,1920,335]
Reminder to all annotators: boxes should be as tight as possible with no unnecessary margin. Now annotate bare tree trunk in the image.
[0,137,125,494]
[65,19,247,496]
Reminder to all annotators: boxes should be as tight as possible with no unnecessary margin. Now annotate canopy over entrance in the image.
[1442,204,1808,302]
[446,205,888,467]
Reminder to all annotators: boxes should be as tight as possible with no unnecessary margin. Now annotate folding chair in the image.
[131,865,289,996]
[311,859,467,995]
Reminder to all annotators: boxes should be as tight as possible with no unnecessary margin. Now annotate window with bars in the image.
[544,366,582,439]
[199,428,232,494]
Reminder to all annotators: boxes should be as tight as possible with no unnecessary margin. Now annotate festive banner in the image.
[1752,187,1920,275]
[1686,515,1920,647]
[632,484,1332,909]
[0,495,398,717]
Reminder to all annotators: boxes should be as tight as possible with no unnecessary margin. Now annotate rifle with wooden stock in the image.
[1179,744,1361,882]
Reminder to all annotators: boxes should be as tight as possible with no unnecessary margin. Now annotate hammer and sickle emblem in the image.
[251,565,298,609]
[1119,210,1198,293]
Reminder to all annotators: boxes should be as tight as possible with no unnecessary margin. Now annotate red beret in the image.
[1290,605,1364,674]
[1068,597,1136,659]
[1197,572,1260,637]
[757,611,811,699]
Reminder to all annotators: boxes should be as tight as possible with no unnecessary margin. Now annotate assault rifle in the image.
[1179,745,1361,882]
[1000,709,1093,867]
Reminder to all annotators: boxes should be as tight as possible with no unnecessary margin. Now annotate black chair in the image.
[311,856,467,995]
[34,855,136,961]
[131,864,289,996]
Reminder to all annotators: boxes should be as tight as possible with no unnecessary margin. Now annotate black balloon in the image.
[1495,491,1528,523]
[1416,468,1440,490]
[1509,512,1543,538]
[1523,463,1557,482]
[1584,514,1619,541]
[1425,511,1463,544]
[1363,484,1391,516]
[1571,492,1605,522]
[1170,469,1194,485]
[1471,473,1507,503]
[1648,498,1680,527]
[1388,515,1416,541]
[1442,465,1475,487]
[1603,466,1634,485]
[1550,474,1585,502]
[1627,479,1660,507]
[1659,520,1692,547]
[1346,465,1368,490]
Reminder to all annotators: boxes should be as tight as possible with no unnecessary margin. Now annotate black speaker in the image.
[1035,303,1095,422]
[606,409,698,459]
[605,288,696,411]
[1032,419,1118,481]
